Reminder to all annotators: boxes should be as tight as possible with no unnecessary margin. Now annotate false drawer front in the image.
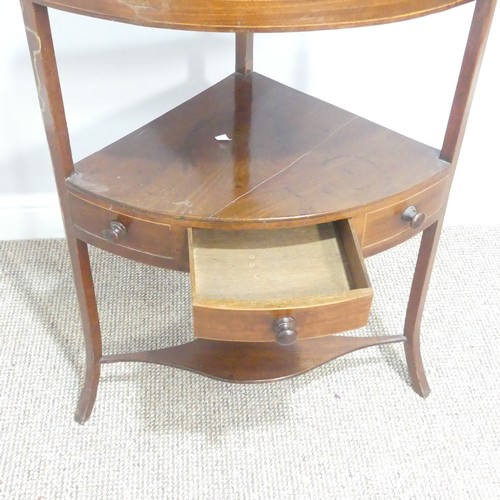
[362,178,448,253]
[189,220,373,344]
[68,194,173,259]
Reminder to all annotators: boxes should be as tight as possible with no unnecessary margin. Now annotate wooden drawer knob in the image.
[273,317,297,346]
[102,220,127,242]
[401,206,426,229]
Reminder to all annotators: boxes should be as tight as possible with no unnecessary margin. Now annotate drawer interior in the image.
[190,221,370,310]
[188,220,372,343]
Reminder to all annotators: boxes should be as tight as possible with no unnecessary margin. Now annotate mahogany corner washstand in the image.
[21,0,496,423]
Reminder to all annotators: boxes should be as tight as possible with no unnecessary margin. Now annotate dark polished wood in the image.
[441,0,497,164]
[273,317,298,346]
[68,192,190,271]
[402,0,498,397]
[401,206,426,230]
[21,0,104,424]
[101,335,406,382]
[21,0,496,422]
[360,177,448,255]
[67,73,450,230]
[404,220,443,397]
[235,33,253,76]
[34,0,472,32]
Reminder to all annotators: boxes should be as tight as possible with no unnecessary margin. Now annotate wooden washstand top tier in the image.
[67,72,450,229]
[37,0,472,31]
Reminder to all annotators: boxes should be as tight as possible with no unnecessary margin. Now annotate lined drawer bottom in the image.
[189,220,373,343]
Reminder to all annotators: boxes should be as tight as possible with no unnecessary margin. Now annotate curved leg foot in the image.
[404,219,443,398]
[404,338,430,398]
[21,3,103,423]
[75,363,101,424]
[67,237,102,423]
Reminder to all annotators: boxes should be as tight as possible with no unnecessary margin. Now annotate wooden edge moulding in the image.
[34,0,473,31]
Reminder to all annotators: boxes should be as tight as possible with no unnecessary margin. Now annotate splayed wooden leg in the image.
[67,237,102,424]
[75,362,100,424]
[404,219,443,398]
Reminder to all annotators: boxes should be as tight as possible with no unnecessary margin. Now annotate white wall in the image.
[1,3,499,240]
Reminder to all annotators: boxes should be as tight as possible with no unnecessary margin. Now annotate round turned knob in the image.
[401,206,426,229]
[102,220,127,242]
[273,317,297,346]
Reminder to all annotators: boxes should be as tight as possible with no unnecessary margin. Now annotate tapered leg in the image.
[21,1,102,423]
[67,237,102,424]
[75,360,100,424]
[404,219,443,398]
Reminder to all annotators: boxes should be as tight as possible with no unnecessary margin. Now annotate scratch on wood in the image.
[172,200,193,214]
[25,26,45,113]
[117,0,164,12]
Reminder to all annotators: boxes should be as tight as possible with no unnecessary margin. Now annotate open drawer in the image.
[188,220,372,344]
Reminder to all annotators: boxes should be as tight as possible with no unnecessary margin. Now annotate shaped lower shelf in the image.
[101,335,406,383]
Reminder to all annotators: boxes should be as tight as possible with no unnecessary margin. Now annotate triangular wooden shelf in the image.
[67,72,449,228]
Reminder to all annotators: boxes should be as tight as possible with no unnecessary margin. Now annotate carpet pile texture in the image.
[0,226,499,499]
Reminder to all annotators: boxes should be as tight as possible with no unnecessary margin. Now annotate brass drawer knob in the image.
[102,220,127,242]
[402,206,426,229]
[273,317,297,346]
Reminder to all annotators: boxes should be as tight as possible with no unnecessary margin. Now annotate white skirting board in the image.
[0,193,65,241]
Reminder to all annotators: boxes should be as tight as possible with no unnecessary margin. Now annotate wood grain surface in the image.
[67,73,450,229]
[35,0,472,32]
[101,335,405,382]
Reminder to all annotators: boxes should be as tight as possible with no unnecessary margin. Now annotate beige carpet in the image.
[0,226,499,499]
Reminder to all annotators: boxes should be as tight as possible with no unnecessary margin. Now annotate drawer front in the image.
[68,194,173,259]
[189,220,373,343]
[362,178,448,252]
[192,295,373,343]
